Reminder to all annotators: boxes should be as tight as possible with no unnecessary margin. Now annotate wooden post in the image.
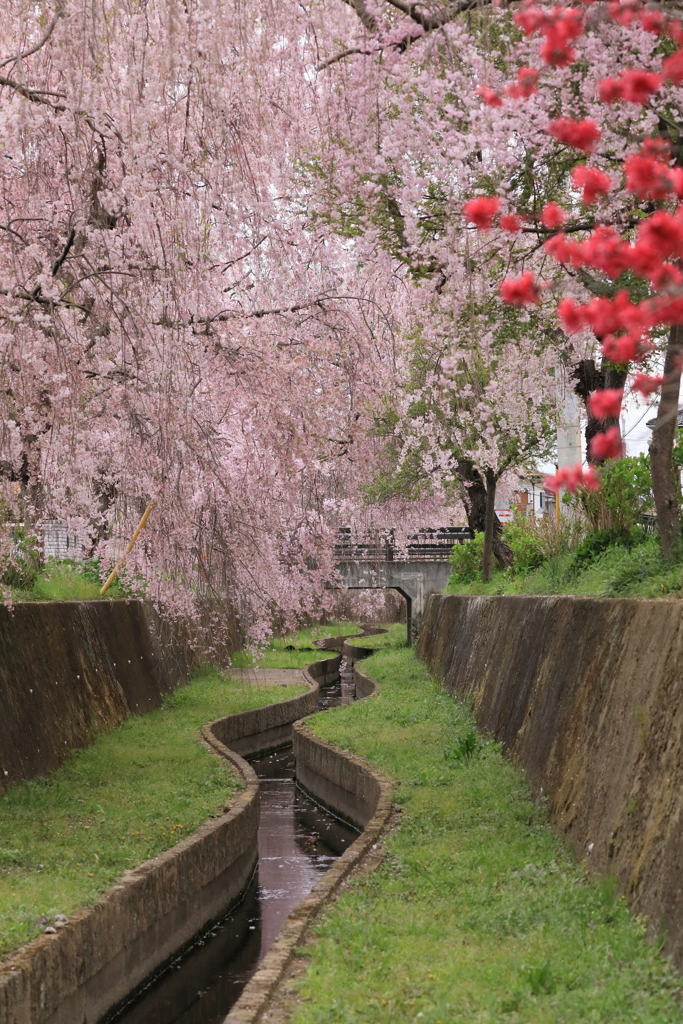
[99,499,156,597]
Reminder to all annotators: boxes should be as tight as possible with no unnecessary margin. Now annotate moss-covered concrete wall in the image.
[0,600,190,791]
[417,594,683,969]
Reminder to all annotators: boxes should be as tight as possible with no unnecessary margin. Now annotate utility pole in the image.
[556,371,582,518]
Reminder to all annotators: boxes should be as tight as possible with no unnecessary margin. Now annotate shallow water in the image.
[109,680,357,1024]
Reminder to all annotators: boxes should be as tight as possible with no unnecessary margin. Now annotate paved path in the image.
[227,668,310,687]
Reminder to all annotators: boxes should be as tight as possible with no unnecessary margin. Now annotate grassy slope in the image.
[344,623,406,650]
[0,666,306,957]
[447,535,683,600]
[11,559,127,601]
[292,640,681,1024]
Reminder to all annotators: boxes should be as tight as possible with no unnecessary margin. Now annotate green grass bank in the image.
[343,623,406,650]
[0,666,305,958]
[231,621,363,669]
[448,532,683,600]
[9,558,128,601]
[292,637,682,1024]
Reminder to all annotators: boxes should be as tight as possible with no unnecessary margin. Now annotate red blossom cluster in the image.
[587,388,623,420]
[499,272,541,305]
[466,0,683,477]
[463,195,500,228]
[589,425,624,461]
[607,0,641,28]
[632,372,665,396]
[506,67,540,98]
[601,333,650,362]
[663,48,683,85]
[544,463,600,494]
[464,196,525,234]
[500,213,523,232]
[541,202,567,229]
[624,143,683,201]
[476,85,503,107]
[571,164,612,204]
[551,207,683,285]
[599,69,661,105]
[548,117,601,153]
[515,4,584,66]
[557,291,659,364]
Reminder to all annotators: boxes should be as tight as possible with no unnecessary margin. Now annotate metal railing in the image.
[334,526,472,563]
[639,513,658,535]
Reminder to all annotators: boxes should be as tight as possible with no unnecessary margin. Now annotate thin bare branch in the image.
[51,228,75,276]
[0,5,64,70]
[0,74,65,109]
[213,236,267,273]
[316,47,376,71]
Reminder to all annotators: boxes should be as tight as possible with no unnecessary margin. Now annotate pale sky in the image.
[538,395,656,476]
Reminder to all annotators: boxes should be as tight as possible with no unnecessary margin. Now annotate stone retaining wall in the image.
[0,600,191,791]
[417,594,683,969]
[353,661,377,700]
[293,710,382,829]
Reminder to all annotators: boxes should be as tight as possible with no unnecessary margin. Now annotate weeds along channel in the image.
[292,637,682,1024]
[0,666,306,957]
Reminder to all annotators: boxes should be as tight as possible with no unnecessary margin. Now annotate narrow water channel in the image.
[108,665,358,1024]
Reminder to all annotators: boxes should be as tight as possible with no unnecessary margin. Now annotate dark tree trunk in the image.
[454,457,513,569]
[482,469,496,582]
[572,356,628,465]
[650,324,683,560]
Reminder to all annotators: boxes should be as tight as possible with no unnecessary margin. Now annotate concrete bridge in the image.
[334,528,471,643]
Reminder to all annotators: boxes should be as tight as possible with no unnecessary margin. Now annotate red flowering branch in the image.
[465,6,683,513]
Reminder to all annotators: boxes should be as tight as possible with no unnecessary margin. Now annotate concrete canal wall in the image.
[0,651,335,1024]
[0,620,393,1024]
[417,594,683,970]
[0,730,260,1024]
[226,647,393,1024]
[0,600,192,791]
[210,655,338,758]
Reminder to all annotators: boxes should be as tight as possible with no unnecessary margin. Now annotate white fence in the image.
[43,520,83,560]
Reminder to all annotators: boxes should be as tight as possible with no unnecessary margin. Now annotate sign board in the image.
[495,509,514,524]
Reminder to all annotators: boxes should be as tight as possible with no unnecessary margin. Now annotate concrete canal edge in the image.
[0,663,327,1024]
[208,655,338,759]
[0,747,259,1024]
[225,656,393,1024]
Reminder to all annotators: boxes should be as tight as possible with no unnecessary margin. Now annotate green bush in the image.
[569,526,646,573]
[1,527,40,589]
[502,517,547,573]
[603,537,665,595]
[448,532,485,583]
[572,454,653,536]
[503,514,583,574]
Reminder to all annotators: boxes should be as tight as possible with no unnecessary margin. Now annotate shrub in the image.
[569,525,646,573]
[571,454,653,536]
[448,532,485,583]
[0,527,40,589]
[605,538,665,595]
[503,514,583,575]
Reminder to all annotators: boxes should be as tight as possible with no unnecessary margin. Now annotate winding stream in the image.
[108,663,358,1024]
